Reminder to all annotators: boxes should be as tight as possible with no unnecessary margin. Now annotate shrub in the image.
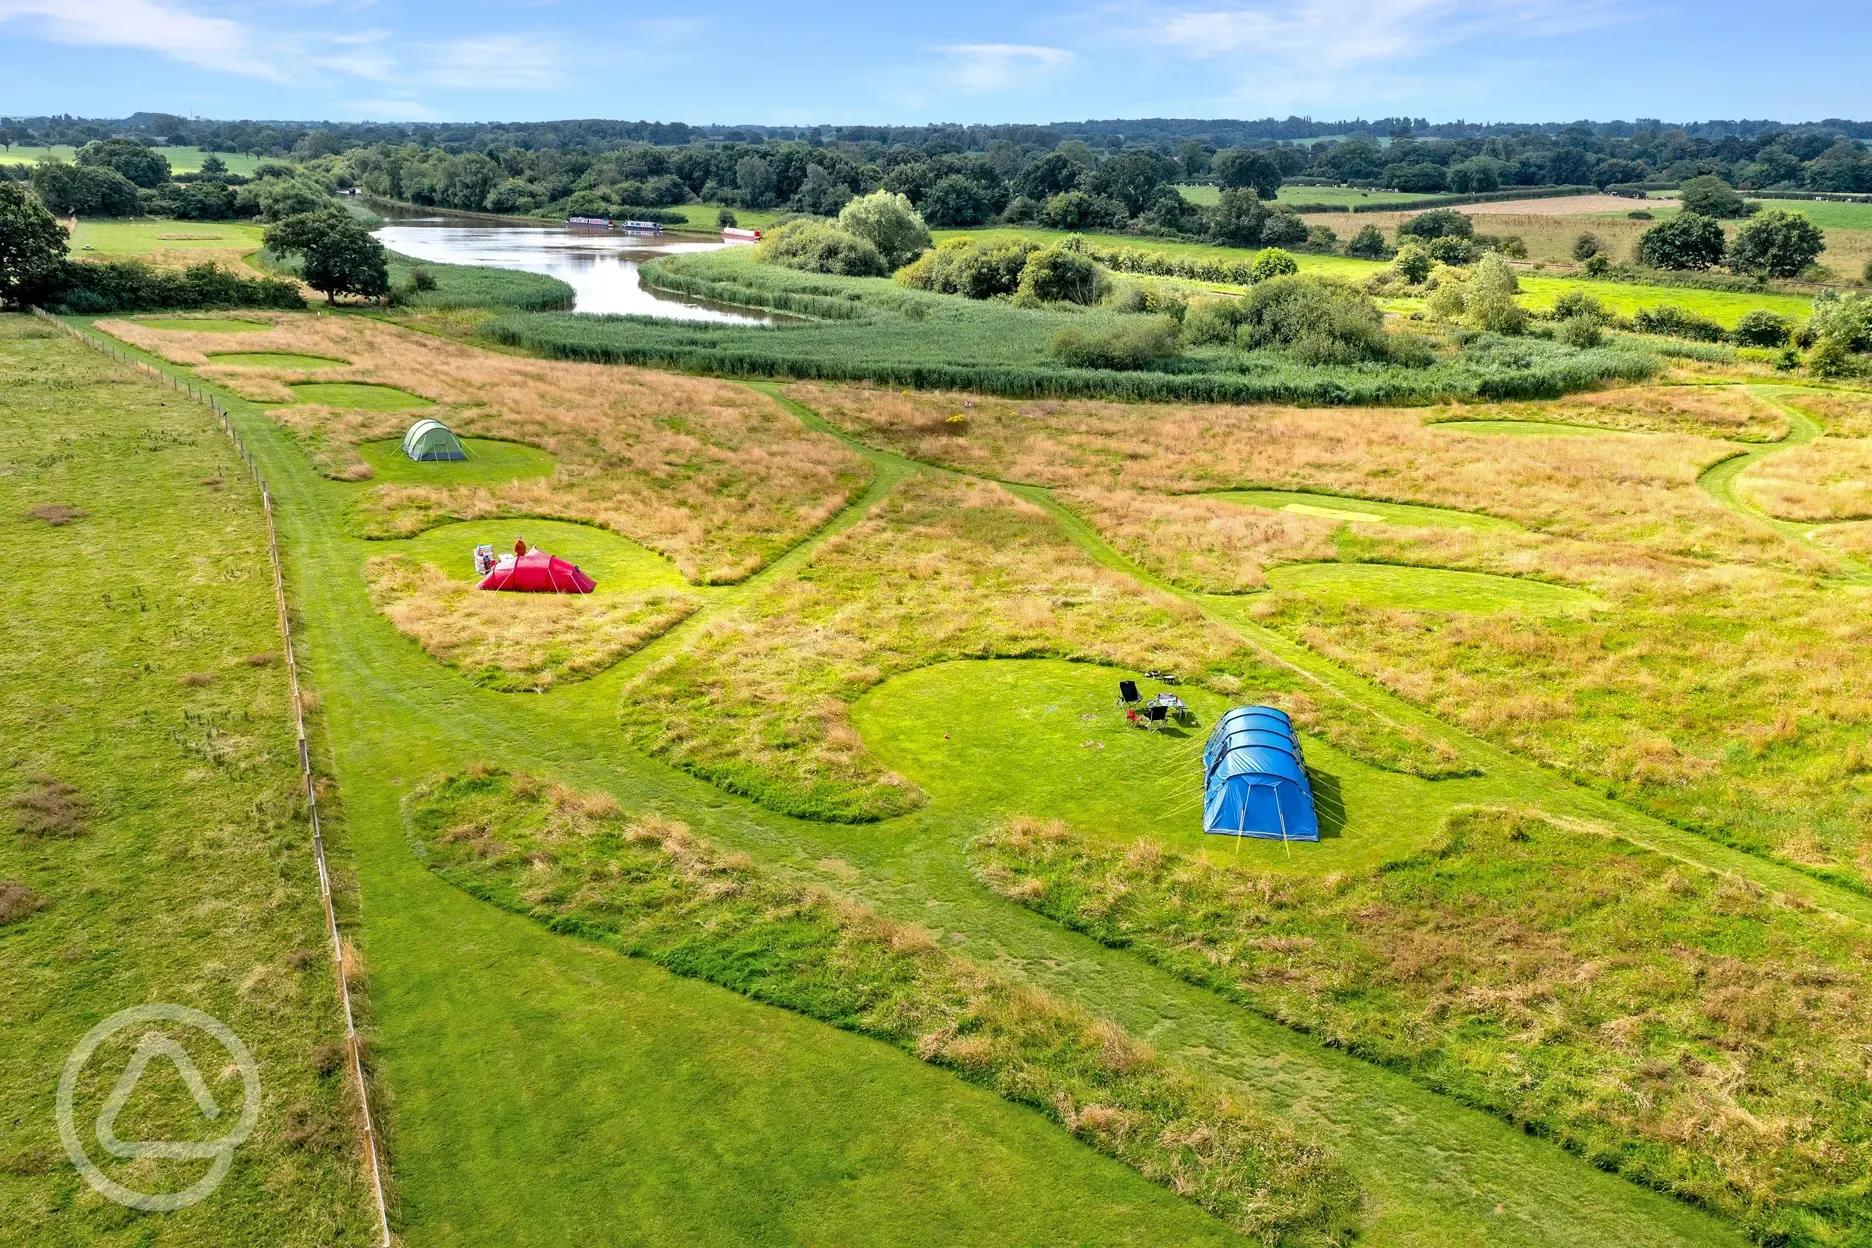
[1391,244,1434,284]
[1631,303,1728,342]
[1558,316,1604,347]
[1249,248,1299,282]
[1051,316,1181,369]
[1678,174,1752,219]
[1571,231,1603,261]
[1733,309,1792,347]
[1582,254,1611,277]
[717,207,738,228]
[1551,288,1608,322]
[1345,224,1390,259]
[838,190,931,270]
[1425,236,1480,265]
[1234,274,1396,364]
[1257,209,1308,246]
[1637,212,1728,270]
[255,177,332,222]
[1016,247,1107,305]
[46,260,305,314]
[897,236,1039,299]
[757,220,888,278]
[1040,190,1126,231]
[1807,290,1872,353]
[1727,209,1827,279]
[1628,209,1654,220]
[1397,209,1474,240]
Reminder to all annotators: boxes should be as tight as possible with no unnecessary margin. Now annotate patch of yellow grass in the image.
[364,555,697,691]
[1788,390,1872,438]
[1737,439,1872,521]
[1478,385,1786,441]
[100,315,871,583]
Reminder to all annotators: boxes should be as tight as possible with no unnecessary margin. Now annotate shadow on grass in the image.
[1310,769,1346,840]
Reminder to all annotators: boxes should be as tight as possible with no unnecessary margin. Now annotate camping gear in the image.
[473,544,496,576]
[1140,703,1169,730]
[402,418,466,462]
[476,550,596,594]
[1202,706,1319,842]
[1117,679,1142,709]
[1144,670,1180,685]
[1148,692,1191,723]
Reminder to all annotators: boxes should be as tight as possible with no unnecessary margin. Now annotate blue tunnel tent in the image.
[1202,706,1320,842]
[402,417,466,462]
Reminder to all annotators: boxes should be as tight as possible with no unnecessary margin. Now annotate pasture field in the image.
[69,219,271,276]
[0,316,377,1246]
[0,145,262,175]
[35,238,1872,1248]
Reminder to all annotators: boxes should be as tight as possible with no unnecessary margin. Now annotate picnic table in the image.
[1146,692,1191,723]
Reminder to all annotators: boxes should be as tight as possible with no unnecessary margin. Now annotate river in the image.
[371,210,775,323]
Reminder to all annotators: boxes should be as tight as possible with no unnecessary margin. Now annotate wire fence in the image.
[30,308,395,1247]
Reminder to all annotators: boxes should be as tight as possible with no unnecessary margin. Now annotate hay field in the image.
[99,314,871,583]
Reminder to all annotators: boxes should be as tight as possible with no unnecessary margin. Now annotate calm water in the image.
[372,214,773,323]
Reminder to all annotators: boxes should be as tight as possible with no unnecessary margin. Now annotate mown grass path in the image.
[71,322,1758,1248]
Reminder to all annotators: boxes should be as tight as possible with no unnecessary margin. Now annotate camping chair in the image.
[1117,679,1141,709]
[1141,703,1169,731]
[1144,669,1181,685]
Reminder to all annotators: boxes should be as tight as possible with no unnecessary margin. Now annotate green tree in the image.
[1397,209,1473,241]
[0,182,69,308]
[76,138,171,189]
[920,174,993,227]
[837,190,930,270]
[1733,310,1791,346]
[757,220,887,277]
[1677,175,1750,219]
[1464,252,1526,334]
[1210,149,1282,199]
[255,177,330,221]
[1637,213,1727,270]
[263,206,389,304]
[1727,209,1826,279]
[1571,231,1602,261]
[198,155,228,176]
[31,161,139,217]
[1206,187,1270,246]
[1345,224,1390,259]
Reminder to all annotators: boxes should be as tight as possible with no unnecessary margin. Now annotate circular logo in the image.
[57,1004,262,1211]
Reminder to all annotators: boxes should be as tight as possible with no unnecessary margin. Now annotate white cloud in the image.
[1144,0,1622,67]
[0,0,287,79]
[425,34,559,89]
[930,43,1076,94]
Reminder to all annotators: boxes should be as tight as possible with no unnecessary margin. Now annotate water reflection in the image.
[372,213,775,323]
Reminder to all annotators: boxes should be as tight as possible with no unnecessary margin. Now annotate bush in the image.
[1733,309,1792,347]
[1257,210,1308,247]
[1551,289,1608,322]
[897,236,1039,299]
[1637,213,1728,270]
[1583,254,1610,277]
[1249,248,1299,282]
[1345,224,1390,259]
[1572,231,1603,261]
[1016,247,1107,305]
[46,260,305,314]
[1558,316,1604,347]
[1397,209,1474,240]
[1807,290,1872,353]
[1051,316,1181,369]
[1678,174,1752,219]
[1464,253,1526,334]
[1425,236,1479,265]
[838,190,931,270]
[1392,245,1434,285]
[757,220,888,278]
[1040,190,1127,231]
[717,207,738,228]
[255,177,332,222]
[1631,304,1728,342]
[1727,209,1827,279]
[1234,275,1396,364]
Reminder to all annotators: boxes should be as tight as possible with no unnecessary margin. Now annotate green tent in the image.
[402,418,466,462]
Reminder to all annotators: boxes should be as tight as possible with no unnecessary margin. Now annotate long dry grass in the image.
[408,767,1362,1242]
[974,807,1872,1248]
[1786,389,1872,438]
[1736,438,1872,521]
[1481,385,1787,441]
[363,555,696,691]
[786,382,1810,569]
[99,315,871,583]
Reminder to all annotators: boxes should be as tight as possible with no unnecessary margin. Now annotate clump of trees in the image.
[757,220,888,277]
[836,191,930,269]
[263,206,388,303]
[1635,208,1826,278]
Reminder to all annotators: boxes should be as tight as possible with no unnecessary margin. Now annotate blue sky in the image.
[2,0,1868,127]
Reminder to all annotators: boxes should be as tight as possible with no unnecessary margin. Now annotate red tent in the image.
[476,551,596,594]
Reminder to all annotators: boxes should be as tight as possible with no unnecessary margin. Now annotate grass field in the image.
[0,316,377,1246]
[62,306,1867,1247]
[0,146,263,175]
[68,220,272,276]
[41,219,1872,1248]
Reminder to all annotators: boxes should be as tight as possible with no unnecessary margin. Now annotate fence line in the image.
[30,308,395,1248]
